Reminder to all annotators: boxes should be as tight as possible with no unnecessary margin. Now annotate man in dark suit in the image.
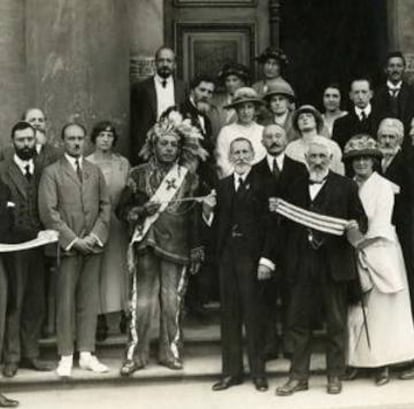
[206,137,275,392]
[0,181,20,407]
[377,118,414,313]
[333,77,376,151]
[130,47,186,163]
[0,108,61,169]
[39,123,111,378]
[274,136,367,396]
[0,121,54,378]
[180,75,218,318]
[251,124,307,360]
[373,51,414,148]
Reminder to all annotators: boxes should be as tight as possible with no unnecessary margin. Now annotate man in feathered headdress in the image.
[117,109,209,376]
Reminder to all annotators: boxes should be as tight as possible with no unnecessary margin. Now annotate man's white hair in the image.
[305,135,332,156]
[377,118,404,143]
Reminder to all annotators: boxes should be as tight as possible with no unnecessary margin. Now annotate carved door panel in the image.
[164,0,275,84]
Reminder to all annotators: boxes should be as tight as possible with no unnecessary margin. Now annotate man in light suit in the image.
[39,123,111,378]
[130,47,186,163]
[0,121,54,378]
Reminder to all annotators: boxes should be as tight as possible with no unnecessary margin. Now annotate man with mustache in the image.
[39,123,111,378]
[130,47,186,163]
[251,124,307,360]
[373,52,414,148]
[0,108,61,169]
[205,137,275,392]
[0,121,54,378]
[273,136,367,396]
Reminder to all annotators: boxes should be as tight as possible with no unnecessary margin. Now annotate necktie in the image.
[161,79,167,88]
[24,164,32,182]
[273,158,280,181]
[237,176,244,191]
[360,110,367,121]
[75,159,82,182]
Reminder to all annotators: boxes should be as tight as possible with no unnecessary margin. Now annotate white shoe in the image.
[79,355,109,373]
[56,356,73,378]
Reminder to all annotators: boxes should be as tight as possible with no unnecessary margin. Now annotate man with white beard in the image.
[271,136,367,396]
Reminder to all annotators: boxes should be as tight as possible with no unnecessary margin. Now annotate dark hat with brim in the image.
[217,63,250,84]
[224,87,264,109]
[263,81,296,101]
[255,47,289,66]
[292,105,324,133]
[343,134,383,160]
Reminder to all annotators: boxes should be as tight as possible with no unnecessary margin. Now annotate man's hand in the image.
[190,247,205,275]
[83,235,98,251]
[144,201,161,216]
[37,230,59,242]
[268,197,280,213]
[127,207,142,223]
[202,190,217,218]
[257,264,272,281]
[73,238,92,255]
[345,219,359,231]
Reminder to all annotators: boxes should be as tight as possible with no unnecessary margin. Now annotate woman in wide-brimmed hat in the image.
[252,47,292,97]
[344,134,414,386]
[210,63,251,139]
[215,87,266,178]
[285,105,344,174]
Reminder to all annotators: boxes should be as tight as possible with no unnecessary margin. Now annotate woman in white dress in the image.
[87,121,130,340]
[215,87,266,178]
[344,135,414,385]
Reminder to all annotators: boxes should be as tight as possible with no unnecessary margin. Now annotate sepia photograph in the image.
[0,0,413,408]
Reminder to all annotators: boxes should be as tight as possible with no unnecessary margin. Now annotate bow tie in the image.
[308,176,327,185]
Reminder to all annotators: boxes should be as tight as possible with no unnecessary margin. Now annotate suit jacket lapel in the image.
[8,161,28,199]
[61,157,82,187]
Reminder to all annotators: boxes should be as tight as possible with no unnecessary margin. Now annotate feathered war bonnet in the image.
[139,108,209,169]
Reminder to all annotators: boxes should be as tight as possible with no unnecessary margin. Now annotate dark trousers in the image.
[288,251,347,381]
[0,256,7,360]
[3,249,45,363]
[219,240,265,379]
[57,253,101,355]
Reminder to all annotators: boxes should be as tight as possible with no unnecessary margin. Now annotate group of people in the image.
[1,44,414,407]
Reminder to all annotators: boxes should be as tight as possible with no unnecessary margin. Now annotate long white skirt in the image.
[347,240,414,367]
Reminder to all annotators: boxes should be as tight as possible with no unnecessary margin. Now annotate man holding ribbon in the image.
[117,110,208,376]
[272,136,367,396]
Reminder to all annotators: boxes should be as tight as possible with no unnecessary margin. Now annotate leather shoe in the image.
[120,360,144,377]
[253,377,268,392]
[20,358,55,372]
[327,376,342,394]
[159,359,183,370]
[276,378,308,396]
[375,367,390,386]
[2,363,18,378]
[343,367,359,381]
[400,366,414,380]
[0,394,19,408]
[212,376,243,391]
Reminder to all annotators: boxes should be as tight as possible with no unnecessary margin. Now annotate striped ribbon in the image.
[275,198,349,236]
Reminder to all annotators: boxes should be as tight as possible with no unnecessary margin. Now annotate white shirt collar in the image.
[13,154,34,175]
[64,153,83,170]
[233,169,250,189]
[387,80,402,90]
[355,104,371,119]
[266,152,285,172]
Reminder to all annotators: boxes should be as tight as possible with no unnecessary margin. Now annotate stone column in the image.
[0,0,26,148]
[269,0,281,47]
[25,0,130,154]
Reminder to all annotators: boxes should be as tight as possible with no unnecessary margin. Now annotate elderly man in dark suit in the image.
[39,123,111,378]
[205,137,275,392]
[251,124,307,360]
[0,121,54,378]
[333,77,377,151]
[0,108,61,169]
[373,52,414,148]
[274,136,367,396]
[130,47,186,163]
